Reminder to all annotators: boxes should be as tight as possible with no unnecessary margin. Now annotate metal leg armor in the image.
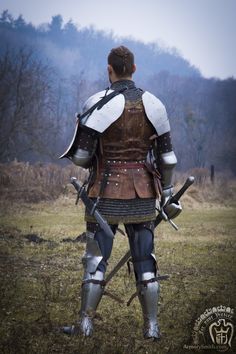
[79,270,105,336]
[62,227,112,337]
[78,225,116,336]
[137,272,160,340]
[126,223,161,340]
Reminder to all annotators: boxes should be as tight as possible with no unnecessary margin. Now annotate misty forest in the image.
[0,10,236,354]
[0,11,236,173]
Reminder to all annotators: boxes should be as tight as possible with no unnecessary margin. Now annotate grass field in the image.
[0,189,236,354]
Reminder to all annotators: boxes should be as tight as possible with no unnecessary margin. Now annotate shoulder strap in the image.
[79,87,127,124]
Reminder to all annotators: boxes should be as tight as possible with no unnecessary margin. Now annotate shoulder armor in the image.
[81,89,125,133]
[59,121,98,167]
[142,91,170,136]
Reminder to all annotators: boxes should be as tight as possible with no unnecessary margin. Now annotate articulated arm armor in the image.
[152,131,181,219]
[59,121,98,168]
[152,132,177,189]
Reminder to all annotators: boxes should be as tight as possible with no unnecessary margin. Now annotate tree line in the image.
[0,11,235,174]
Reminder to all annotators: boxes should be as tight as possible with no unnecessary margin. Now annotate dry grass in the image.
[0,161,88,203]
[0,163,236,353]
[0,200,235,354]
[1,162,235,207]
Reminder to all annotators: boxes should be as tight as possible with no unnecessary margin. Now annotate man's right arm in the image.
[59,122,98,169]
[153,131,177,190]
[70,126,98,168]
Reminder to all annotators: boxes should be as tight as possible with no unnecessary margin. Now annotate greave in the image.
[137,272,160,339]
[79,270,105,336]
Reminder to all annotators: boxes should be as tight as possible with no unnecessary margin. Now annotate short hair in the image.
[108,46,134,77]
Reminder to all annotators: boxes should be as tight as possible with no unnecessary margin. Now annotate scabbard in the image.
[71,177,114,239]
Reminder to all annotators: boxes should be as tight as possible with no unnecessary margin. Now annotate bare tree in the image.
[0,47,58,161]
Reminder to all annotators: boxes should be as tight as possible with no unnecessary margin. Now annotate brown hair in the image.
[108,46,134,78]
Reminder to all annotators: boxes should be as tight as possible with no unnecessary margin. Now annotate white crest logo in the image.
[184,305,235,352]
[209,319,234,347]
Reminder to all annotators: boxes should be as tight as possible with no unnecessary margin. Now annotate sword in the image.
[105,176,195,283]
[154,175,195,229]
[70,177,114,239]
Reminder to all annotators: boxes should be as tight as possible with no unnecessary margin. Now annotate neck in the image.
[111,76,132,83]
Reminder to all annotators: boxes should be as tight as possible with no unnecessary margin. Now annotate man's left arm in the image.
[152,132,182,220]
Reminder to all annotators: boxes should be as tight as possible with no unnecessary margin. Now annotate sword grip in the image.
[154,176,194,228]
[71,177,82,192]
[170,176,194,204]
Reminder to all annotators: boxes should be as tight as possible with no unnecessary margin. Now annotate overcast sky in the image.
[1,0,235,79]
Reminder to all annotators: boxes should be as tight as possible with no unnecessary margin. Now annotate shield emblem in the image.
[209,319,234,347]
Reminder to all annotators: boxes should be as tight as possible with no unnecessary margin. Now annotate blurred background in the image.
[0,0,235,173]
[0,3,235,353]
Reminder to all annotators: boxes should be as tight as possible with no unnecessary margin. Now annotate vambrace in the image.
[159,151,177,188]
[152,132,177,189]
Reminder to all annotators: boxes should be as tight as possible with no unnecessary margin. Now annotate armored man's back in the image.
[60,45,177,340]
[87,80,160,224]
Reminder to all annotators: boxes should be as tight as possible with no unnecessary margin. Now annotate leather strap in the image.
[79,87,127,124]
[82,279,106,287]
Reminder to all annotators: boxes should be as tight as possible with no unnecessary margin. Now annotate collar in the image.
[111,80,136,91]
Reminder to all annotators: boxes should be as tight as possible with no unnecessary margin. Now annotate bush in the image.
[0,160,88,202]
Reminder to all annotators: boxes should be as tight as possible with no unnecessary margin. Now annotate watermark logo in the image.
[184,305,234,352]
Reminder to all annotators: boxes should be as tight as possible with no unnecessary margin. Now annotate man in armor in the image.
[60,46,178,340]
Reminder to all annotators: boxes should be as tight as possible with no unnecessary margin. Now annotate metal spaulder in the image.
[59,121,79,160]
[82,90,125,133]
[142,91,170,136]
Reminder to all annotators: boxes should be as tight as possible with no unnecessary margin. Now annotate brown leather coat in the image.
[88,99,159,199]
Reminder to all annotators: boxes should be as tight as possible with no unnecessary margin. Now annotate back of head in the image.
[108,46,135,78]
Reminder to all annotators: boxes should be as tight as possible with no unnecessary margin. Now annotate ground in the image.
[0,186,236,354]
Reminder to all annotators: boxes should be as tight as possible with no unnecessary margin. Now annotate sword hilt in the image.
[170,176,195,204]
[155,176,195,229]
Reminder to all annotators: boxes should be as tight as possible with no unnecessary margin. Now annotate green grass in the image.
[0,197,236,353]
